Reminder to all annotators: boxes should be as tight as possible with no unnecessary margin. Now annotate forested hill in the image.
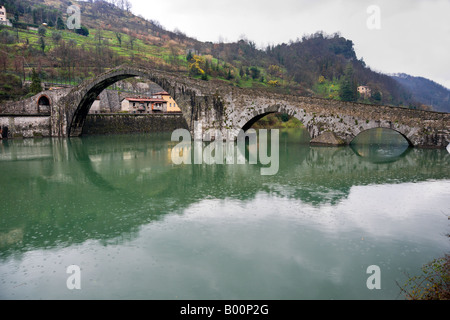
[0,0,442,111]
[391,74,450,113]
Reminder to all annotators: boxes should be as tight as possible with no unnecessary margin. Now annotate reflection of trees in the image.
[0,134,449,258]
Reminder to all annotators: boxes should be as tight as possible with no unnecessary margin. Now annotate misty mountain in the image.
[391,74,450,112]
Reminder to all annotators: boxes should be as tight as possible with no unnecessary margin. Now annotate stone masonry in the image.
[1,64,449,148]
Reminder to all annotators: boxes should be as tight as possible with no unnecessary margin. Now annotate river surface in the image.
[0,128,449,300]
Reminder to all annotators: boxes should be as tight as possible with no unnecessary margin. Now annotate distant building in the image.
[357,86,372,99]
[0,5,7,21]
[121,97,167,113]
[89,96,101,114]
[0,5,12,26]
[152,91,181,113]
[186,49,199,56]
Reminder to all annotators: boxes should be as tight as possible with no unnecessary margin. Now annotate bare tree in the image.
[125,0,132,12]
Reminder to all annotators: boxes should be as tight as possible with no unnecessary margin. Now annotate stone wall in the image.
[81,113,188,135]
[0,88,71,115]
[0,115,51,138]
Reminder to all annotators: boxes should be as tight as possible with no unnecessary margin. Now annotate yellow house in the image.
[357,86,372,98]
[153,91,181,113]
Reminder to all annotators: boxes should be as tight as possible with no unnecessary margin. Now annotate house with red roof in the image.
[121,97,167,113]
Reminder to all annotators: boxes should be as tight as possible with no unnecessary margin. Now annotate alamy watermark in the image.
[66,265,81,290]
[366,5,381,30]
[66,5,81,30]
[366,265,381,290]
[171,122,280,176]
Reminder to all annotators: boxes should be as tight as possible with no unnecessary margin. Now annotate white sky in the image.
[129,0,450,89]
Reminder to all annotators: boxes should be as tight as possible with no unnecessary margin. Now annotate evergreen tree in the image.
[75,25,90,37]
[205,59,210,74]
[56,16,65,30]
[339,64,357,102]
[30,69,42,94]
[186,50,193,62]
[227,69,233,80]
[249,66,260,80]
[38,25,47,37]
[239,66,244,78]
[39,37,46,53]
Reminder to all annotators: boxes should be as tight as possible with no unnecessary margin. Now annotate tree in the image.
[186,50,193,62]
[38,25,47,37]
[189,55,206,77]
[52,31,62,43]
[268,65,282,77]
[124,0,132,12]
[249,66,260,80]
[75,25,89,37]
[56,16,65,30]
[30,69,42,94]
[226,68,233,80]
[38,36,46,53]
[128,34,136,50]
[371,91,382,104]
[115,32,122,47]
[339,64,357,102]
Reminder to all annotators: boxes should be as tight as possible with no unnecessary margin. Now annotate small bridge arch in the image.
[231,98,449,147]
[350,127,414,147]
[237,104,312,139]
[37,94,51,114]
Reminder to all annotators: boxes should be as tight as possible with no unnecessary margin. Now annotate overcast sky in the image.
[129,0,450,89]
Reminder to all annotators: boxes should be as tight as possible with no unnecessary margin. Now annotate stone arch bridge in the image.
[14,65,450,147]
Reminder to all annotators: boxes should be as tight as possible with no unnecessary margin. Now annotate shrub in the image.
[398,255,450,300]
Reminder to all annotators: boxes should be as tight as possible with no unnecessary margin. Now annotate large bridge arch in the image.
[59,65,213,137]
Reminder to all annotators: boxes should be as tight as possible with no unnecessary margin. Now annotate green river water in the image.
[0,128,449,299]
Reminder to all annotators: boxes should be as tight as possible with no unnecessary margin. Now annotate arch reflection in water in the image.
[350,128,411,163]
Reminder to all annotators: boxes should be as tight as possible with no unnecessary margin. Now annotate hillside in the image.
[391,74,450,113]
[0,0,443,112]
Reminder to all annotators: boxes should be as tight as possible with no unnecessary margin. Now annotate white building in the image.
[0,5,7,21]
[0,5,12,26]
[121,97,167,113]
